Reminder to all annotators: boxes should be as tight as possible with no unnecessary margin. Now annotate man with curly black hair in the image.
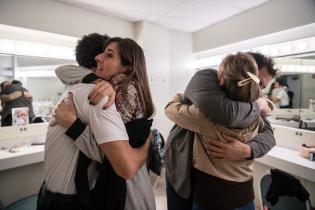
[41,33,155,210]
[75,33,110,69]
[56,33,110,85]
[248,52,278,88]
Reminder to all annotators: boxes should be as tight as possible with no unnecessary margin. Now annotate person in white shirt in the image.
[270,78,289,108]
[37,35,155,210]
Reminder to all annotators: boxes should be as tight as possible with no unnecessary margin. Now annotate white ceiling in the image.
[56,0,271,32]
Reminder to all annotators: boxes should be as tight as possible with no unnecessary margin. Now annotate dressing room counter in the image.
[256,145,315,182]
[253,124,315,208]
[0,123,48,171]
[0,144,44,171]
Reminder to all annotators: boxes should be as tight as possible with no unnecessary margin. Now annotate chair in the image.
[259,170,314,210]
[31,116,47,123]
[5,194,37,210]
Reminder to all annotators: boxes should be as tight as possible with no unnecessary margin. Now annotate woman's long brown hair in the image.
[104,37,155,118]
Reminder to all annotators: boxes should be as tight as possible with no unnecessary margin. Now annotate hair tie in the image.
[237,72,260,87]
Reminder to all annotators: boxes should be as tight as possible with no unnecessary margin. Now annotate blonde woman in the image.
[165,53,264,210]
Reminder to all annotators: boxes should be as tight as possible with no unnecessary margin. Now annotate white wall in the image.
[0,76,10,82]
[193,0,315,52]
[0,162,44,206]
[26,77,65,102]
[135,21,172,137]
[169,31,194,96]
[0,0,134,38]
[135,22,193,137]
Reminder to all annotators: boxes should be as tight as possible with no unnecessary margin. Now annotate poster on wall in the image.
[12,107,29,126]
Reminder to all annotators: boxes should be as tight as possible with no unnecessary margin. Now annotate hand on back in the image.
[89,80,116,109]
[206,133,252,161]
[54,92,77,128]
[256,98,273,117]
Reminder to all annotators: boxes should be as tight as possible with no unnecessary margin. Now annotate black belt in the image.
[37,182,80,210]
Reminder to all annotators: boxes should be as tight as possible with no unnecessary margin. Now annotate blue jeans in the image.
[192,201,255,210]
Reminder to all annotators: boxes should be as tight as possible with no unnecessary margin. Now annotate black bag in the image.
[147,128,165,176]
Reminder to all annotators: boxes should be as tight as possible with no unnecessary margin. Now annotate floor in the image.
[151,169,167,210]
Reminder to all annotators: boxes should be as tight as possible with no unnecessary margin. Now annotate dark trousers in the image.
[192,201,255,210]
[166,180,193,210]
[37,184,81,210]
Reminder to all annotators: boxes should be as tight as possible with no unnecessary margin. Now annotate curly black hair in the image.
[275,77,286,86]
[11,80,23,86]
[75,33,110,69]
[248,52,279,78]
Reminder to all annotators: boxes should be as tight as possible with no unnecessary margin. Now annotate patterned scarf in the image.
[110,73,144,123]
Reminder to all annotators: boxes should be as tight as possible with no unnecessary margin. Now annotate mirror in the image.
[265,52,315,131]
[299,53,315,130]
[0,53,75,126]
[0,54,14,81]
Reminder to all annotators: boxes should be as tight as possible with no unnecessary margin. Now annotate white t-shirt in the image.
[53,67,156,209]
[272,87,289,108]
[276,88,289,107]
[44,83,128,194]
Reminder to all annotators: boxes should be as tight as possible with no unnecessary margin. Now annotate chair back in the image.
[260,173,308,210]
[5,194,37,210]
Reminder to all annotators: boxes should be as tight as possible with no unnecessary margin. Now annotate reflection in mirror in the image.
[0,54,13,81]
[0,54,75,126]
[299,53,315,130]
[265,52,315,131]
[271,56,302,109]
[193,35,315,132]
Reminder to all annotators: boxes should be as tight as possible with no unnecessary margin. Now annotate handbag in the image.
[147,128,165,176]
